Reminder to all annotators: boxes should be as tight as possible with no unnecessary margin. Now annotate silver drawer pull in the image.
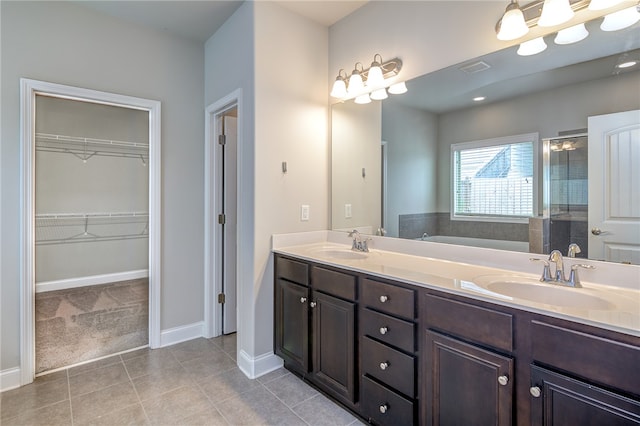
[498,375,509,386]
[379,326,388,335]
[300,297,307,303]
[530,386,541,398]
[379,404,388,414]
[379,295,389,303]
[380,361,389,370]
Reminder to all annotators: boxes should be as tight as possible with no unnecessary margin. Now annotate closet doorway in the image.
[20,79,161,384]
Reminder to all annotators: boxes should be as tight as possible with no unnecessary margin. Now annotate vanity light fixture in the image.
[538,0,575,27]
[600,5,640,31]
[588,0,624,9]
[497,0,529,40]
[517,37,548,55]
[331,55,405,102]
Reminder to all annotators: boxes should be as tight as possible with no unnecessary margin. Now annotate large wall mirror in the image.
[331,17,640,264]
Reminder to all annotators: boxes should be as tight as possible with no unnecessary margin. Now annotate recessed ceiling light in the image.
[617,60,638,69]
[473,96,486,102]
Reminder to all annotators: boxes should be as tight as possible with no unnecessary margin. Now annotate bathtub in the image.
[420,235,529,252]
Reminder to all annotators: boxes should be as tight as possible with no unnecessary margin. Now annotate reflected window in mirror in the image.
[451,132,538,222]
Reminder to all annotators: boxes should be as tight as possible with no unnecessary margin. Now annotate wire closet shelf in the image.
[35,132,149,162]
[35,212,149,245]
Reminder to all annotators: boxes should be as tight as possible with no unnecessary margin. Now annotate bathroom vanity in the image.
[273,236,640,425]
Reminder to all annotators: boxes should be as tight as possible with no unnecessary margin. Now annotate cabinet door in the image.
[424,331,513,426]
[274,278,309,373]
[531,366,640,426]
[312,291,356,403]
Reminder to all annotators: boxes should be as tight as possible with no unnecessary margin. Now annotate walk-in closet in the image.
[34,95,150,374]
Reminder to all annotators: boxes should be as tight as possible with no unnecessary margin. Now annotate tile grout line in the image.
[192,374,232,425]
[260,379,316,425]
[122,353,153,424]
[66,368,74,426]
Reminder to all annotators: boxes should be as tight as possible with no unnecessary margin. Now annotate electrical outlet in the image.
[345,204,352,219]
[301,204,310,221]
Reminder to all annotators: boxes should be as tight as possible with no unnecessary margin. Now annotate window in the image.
[451,133,538,222]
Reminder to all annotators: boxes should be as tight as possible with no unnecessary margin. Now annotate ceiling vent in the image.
[458,61,491,74]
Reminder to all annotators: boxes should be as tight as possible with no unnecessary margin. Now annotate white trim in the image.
[0,367,22,392]
[204,89,242,339]
[19,78,162,386]
[160,322,205,347]
[238,350,284,380]
[35,269,148,293]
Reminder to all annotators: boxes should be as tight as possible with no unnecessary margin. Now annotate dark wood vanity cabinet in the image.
[422,294,514,426]
[274,255,358,406]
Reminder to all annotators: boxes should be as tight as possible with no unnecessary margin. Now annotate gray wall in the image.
[1,1,204,371]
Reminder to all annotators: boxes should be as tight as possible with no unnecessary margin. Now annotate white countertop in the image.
[273,231,640,338]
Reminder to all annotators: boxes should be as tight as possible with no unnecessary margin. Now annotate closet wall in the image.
[35,96,149,286]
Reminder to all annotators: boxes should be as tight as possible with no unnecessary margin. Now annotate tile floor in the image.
[1,334,362,425]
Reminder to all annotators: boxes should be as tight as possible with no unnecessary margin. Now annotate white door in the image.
[588,110,640,264]
[222,115,238,333]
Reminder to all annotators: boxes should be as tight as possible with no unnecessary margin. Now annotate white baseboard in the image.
[238,350,284,379]
[36,269,148,293]
[160,321,204,347]
[0,367,22,392]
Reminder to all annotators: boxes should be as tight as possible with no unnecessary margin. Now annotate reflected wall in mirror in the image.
[331,18,640,263]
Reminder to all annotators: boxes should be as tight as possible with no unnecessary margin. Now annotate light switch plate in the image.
[301,204,310,221]
[345,204,352,218]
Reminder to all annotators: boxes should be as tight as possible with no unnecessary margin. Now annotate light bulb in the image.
[497,1,529,40]
[367,55,385,88]
[554,23,589,44]
[330,77,347,98]
[388,82,408,94]
[538,0,574,27]
[601,6,640,31]
[517,37,547,56]
[370,88,388,100]
[354,94,371,104]
[348,63,364,94]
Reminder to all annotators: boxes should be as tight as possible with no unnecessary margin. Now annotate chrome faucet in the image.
[531,248,595,288]
[568,243,581,258]
[549,250,565,282]
[348,229,371,252]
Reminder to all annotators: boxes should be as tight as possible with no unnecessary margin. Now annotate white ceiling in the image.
[75,0,367,43]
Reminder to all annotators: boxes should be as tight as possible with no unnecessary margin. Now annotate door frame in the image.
[19,78,162,385]
[204,89,242,338]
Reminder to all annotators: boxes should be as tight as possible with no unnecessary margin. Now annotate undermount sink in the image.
[470,275,614,310]
[310,247,370,260]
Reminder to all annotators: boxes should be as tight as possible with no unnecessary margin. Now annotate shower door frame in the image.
[19,78,162,385]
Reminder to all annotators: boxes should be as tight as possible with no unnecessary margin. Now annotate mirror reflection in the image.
[331,17,640,263]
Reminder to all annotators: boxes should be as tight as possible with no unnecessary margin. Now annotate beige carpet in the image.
[35,278,148,374]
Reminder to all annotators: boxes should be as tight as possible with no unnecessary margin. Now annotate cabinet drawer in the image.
[362,375,414,426]
[531,321,640,396]
[362,337,415,397]
[423,294,513,352]
[312,266,357,301]
[362,278,415,320]
[276,256,309,285]
[362,308,415,353]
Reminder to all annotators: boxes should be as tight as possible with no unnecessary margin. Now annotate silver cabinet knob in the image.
[379,404,388,414]
[498,375,509,386]
[380,362,389,370]
[379,295,389,303]
[591,227,603,235]
[300,297,307,303]
[379,326,388,335]
[310,301,317,308]
[530,386,542,398]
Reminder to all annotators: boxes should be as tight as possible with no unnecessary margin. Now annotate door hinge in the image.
[218,293,226,304]
[218,135,226,145]
[218,214,226,225]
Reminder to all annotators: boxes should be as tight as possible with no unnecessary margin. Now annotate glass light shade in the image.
[370,88,388,100]
[330,78,347,98]
[601,6,640,31]
[517,37,547,56]
[348,72,364,94]
[354,94,371,104]
[388,82,408,94]
[538,0,574,27]
[554,23,589,44]
[588,0,624,10]
[497,3,529,40]
[367,64,385,87]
